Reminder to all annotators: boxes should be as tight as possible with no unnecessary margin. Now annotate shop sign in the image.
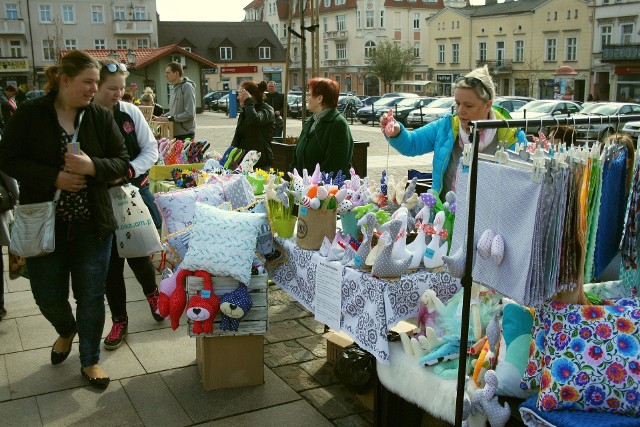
[0,59,29,71]
[437,74,452,83]
[615,66,640,75]
[220,66,257,74]
[202,68,217,73]
[262,66,283,72]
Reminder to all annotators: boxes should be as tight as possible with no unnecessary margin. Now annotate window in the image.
[324,44,328,60]
[554,11,557,20]
[324,0,331,6]
[92,6,104,23]
[220,47,232,60]
[94,39,106,50]
[336,43,347,59]
[134,6,146,20]
[137,38,149,49]
[42,39,55,61]
[336,0,346,4]
[366,10,374,28]
[364,40,376,58]
[380,11,384,28]
[545,38,556,61]
[64,39,77,51]
[496,41,505,63]
[567,10,570,19]
[452,43,459,63]
[5,3,18,20]
[62,5,75,24]
[438,44,445,63]
[565,37,577,61]
[10,40,21,57]
[39,5,52,23]
[114,6,125,21]
[414,42,420,58]
[574,9,578,19]
[413,13,420,29]
[601,25,611,49]
[515,40,524,62]
[273,23,278,37]
[479,42,486,61]
[337,14,346,31]
[116,39,127,49]
[357,10,361,29]
[259,46,271,59]
[621,24,634,45]
[323,17,328,32]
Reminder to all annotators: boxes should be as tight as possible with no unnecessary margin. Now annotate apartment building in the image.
[0,0,157,90]
[592,0,640,102]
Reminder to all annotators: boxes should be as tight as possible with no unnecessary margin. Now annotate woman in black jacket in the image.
[0,50,130,390]
[231,80,275,170]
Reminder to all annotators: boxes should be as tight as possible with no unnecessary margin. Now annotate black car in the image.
[337,95,364,119]
[203,90,227,111]
[378,97,437,126]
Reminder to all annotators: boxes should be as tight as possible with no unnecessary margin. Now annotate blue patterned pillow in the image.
[181,203,265,283]
[154,183,225,234]
[537,300,640,417]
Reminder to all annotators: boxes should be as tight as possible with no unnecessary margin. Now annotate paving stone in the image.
[271,364,322,392]
[265,319,314,343]
[0,355,9,402]
[37,380,143,426]
[264,340,315,368]
[199,399,333,427]
[0,396,41,426]
[124,299,172,334]
[268,288,297,305]
[2,289,40,320]
[300,384,368,420]
[299,358,338,386]
[121,372,192,427]
[160,365,300,424]
[296,334,327,358]
[333,413,374,427]
[5,275,30,293]
[269,302,312,323]
[126,325,195,373]
[0,318,21,355]
[299,316,327,334]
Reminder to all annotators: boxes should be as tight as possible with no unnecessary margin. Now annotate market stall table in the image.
[268,237,461,363]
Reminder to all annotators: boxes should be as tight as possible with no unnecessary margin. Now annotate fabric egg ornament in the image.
[421,192,437,208]
[445,191,456,204]
[335,188,348,203]
[477,229,495,260]
[337,199,352,215]
[307,184,318,199]
[316,185,329,200]
[310,198,321,209]
[491,234,505,266]
[301,196,312,208]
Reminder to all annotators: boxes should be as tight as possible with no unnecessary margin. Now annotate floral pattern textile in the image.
[537,300,640,417]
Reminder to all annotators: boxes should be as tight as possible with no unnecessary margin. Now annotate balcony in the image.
[323,30,348,41]
[113,20,153,35]
[602,44,640,62]
[476,59,513,74]
[323,59,349,67]
[0,19,25,35]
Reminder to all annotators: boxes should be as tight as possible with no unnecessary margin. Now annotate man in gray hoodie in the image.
[155,61,196,141]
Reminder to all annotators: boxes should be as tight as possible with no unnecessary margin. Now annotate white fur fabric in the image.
[377,342,485,427]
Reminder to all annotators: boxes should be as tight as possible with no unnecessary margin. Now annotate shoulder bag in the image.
[9,112,84,257]
[0,176,14,211]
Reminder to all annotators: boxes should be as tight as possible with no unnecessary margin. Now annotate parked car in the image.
[405,97,456,128]
[622,120,640,146]
[26,89,45,100]
[217,94,230,112]
[361,96,381,107]
[573,102,640,144]
[337,95,364,118]
[355,97,408,124]
[493,96,535,113]
[381,92,419,99]
[287,94,303,118]
[510,100,582,135]
[203,90,227,111]
[375,97,437,126]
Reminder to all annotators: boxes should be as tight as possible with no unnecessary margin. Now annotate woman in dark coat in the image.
[231,80,275,170]
[290,78,354,177]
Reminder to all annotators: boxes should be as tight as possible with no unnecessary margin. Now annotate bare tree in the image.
[43,16,64,61]
[367,40,418,93]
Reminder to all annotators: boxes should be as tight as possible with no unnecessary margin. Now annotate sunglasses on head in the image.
[455,76,492,98]
[105,63,128,73]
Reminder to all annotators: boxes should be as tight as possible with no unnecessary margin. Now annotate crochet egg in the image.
[337,199,352,215]
[310,198,321,209]
[477,229,495,260]
[491,234,505,266]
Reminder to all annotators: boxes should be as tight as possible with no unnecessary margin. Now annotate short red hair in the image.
[307,78,339,109]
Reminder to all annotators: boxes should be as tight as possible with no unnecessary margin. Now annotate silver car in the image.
[405,97,455,128]
[573,102,640,144]
[510,100,582,135]
[622,120,640,145]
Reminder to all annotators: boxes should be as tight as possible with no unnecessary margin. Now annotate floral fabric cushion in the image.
[520,306,547,391]
[537,300,640,417]
[181,203,265,284]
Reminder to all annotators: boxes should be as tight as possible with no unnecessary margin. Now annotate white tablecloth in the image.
[268,238,461,363]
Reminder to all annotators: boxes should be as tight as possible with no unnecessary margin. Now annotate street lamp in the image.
[108,49,119,61]
[126,49,136,69]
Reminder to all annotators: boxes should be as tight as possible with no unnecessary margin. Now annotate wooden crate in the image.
[186,274,268,337]
[138,105,154,123]
[150,120,173,139]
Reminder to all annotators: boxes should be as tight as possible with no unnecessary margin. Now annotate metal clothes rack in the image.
[453,113,640,426]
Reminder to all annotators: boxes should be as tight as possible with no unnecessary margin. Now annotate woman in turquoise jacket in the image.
[381,66,526,198]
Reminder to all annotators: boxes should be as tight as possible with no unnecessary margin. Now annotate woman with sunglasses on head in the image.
[380,65,526,199]
[0,50,130,389]
[93,59,164,353]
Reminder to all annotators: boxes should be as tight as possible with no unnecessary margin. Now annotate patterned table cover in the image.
[268,238,461,363]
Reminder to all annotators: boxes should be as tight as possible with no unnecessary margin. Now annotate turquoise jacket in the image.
[385,107,526,194]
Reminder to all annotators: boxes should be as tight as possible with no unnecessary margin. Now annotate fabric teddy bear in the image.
[462,370,511,427]
[185,271,220,335]
[219,284,253,331]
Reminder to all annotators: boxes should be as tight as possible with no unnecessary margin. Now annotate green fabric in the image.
[290,108,354,177]
[450,106,521,148]
[584,156,602,282]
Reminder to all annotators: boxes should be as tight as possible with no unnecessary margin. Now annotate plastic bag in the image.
[334,344,376,393]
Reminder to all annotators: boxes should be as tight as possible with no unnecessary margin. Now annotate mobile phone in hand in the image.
[67,142,80,154]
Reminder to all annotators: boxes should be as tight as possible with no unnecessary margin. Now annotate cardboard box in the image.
[196,335,264,391]
[323,330,355,365]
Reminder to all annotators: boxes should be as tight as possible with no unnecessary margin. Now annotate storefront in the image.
[615,65,640,103]
[0,58,30,93]
[262,66,283,92]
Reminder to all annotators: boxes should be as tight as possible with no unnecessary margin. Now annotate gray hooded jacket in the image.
[167,77,196,136]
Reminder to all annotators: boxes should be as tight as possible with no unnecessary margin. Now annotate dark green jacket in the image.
[290,108,354,177]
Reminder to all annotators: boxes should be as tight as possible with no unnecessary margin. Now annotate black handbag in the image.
[0,177,14,211]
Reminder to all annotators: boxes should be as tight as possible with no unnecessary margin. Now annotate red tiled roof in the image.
[62,46,217,69]
[243,0,264,10]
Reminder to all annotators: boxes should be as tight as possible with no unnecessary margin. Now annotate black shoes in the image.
[50,332,77,365]
[81,367,110,390]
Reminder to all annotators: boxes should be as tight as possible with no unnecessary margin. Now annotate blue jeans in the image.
[139,185,162,229]
[26,222,112,368]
